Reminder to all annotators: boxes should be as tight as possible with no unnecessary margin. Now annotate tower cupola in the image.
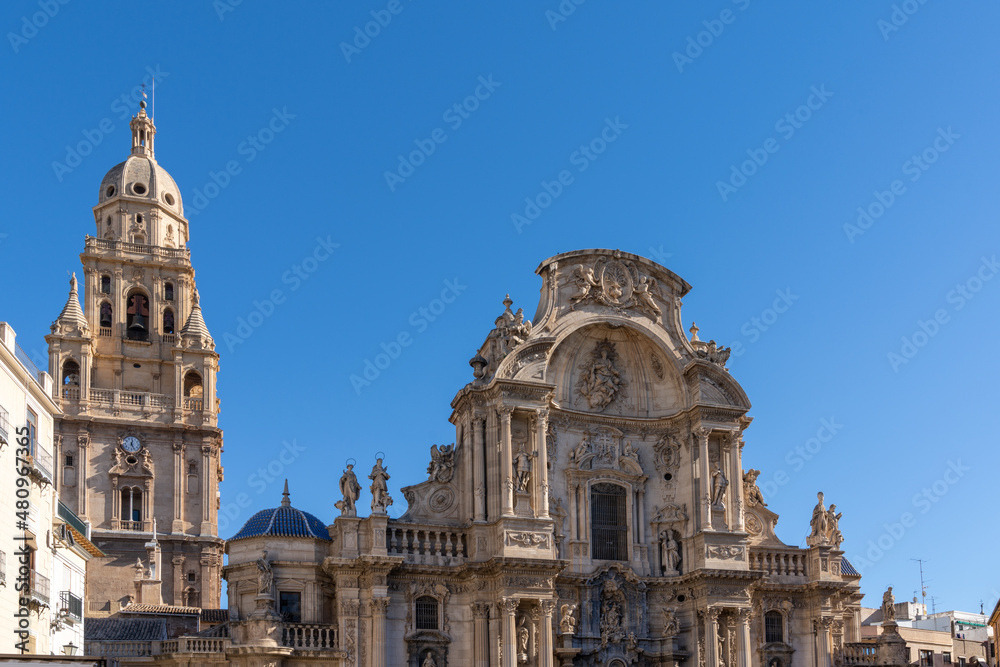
[130,100,155,157]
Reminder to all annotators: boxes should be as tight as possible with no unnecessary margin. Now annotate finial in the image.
[192,288,200,306]
[281,479,291,507]
[140,100,146,110]
[70,272,78,293]
[503,294,513,310]
[689,322,700,342]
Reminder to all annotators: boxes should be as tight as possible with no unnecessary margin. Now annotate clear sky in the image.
[2,1,998,614]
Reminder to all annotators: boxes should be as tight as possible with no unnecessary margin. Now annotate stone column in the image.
[472,603,491,667]
[539,600,555,667]
[816,619,834,667]
[371,597,389,667]
[736,609,752,667]
[499,405,515,516]
[77,434,89,519]
[705,608,720,667]
[728,430,745,531]
[572,484,581,541]
[172,555,186,606]
[200,444,212,534]
[697,429,712,529]
[172,442,184,533]
[500,597,518,667]
[200,551,212,607]
[535,409,550,518]
[473,415,486,522]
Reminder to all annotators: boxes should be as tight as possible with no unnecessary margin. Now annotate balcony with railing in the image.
[0,406,8,445]
[26,445,53,486]
[183,397,204,410]
[386,523,468,565]
[85,236,191,261]
[841,642,878,665]
[282,624,339,651]
[87,389,174,411]
[30,571,50,606]
[60,590,83,621]
[748,547,808,579]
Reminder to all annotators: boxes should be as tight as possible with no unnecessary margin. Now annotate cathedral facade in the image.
[217,248,864,667]
[46,102,224,616]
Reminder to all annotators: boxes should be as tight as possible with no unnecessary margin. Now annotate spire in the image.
[180,288,214,348]
[130,100,156,158]
[281,480,291,508]
[51,273,89,334]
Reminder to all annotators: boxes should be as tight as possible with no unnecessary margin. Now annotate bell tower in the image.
[46,101,224,616]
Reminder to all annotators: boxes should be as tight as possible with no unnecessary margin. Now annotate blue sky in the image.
[2,1,998,614]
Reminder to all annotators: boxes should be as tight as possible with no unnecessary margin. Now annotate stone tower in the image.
[46,101,223,616]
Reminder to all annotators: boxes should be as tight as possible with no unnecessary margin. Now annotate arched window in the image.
[415,596,439,630]
[163,309,175,335]
[120,487,143,524]
[164,282,174,301]
[183,372,203,398]
[591,483,628,561]
[125,291,149,341]
[100,274,111,294]
[62,359,80,386]
[764,610,784,644]
[99,302,113,329]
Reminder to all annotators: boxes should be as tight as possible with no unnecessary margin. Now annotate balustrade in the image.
[841,643,878,665]
[748,548,808,577]
[282,624,338,650]
[386,524,467,562]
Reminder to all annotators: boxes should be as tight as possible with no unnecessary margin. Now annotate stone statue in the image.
[427,444,455,483]
[422,651,437,667]
[621,440,639,461]
[560,604,578,634]
[335,464,361,516]
[569,265,598,306]
[882,587,895,622]
[826,504,843,547]
[808,492,829,545]
[710,466,728,508]
[513,445,533,492]
[633,275,662,317]
[256,550,273,596]
[369,458,393,514]
[572,436,591,463]
[579,347,624,410]
[517,624,529,658]
[743,469,767,507]
[661,531,680,575]
[663,607,679,638]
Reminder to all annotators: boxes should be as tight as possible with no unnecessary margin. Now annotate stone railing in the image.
[86,640,154,657]
[160,637,231,653]
[183,397,204,410]
[282,624,338,650]
[841,642,878,665]
[85,236,191,260]
[87,637,231,658]
[387,523,468,563]
[88,389,174,410]
[748,548,808,577]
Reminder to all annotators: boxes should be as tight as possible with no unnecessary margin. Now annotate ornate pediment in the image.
[567,252,663,322]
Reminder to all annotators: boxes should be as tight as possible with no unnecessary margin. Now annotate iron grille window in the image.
[279,592,301,623]
[921,651,934,667]
[590,483,627,561]
[765,611,784,643]
[944,653,952,664]
[415,596,439,630]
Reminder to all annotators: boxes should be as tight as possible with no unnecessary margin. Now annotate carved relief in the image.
[576,339,627,411]
[706,545,744,560]
[568,254,662,321]
[504,531,549,549]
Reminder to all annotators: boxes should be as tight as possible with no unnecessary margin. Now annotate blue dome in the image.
[229,487,330,542]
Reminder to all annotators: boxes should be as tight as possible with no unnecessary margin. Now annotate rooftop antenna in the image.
[931,596,939,615]
[912,558,928,611]
[151,75,155,123]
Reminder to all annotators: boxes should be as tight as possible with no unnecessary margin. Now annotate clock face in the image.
[122,436,142,453]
